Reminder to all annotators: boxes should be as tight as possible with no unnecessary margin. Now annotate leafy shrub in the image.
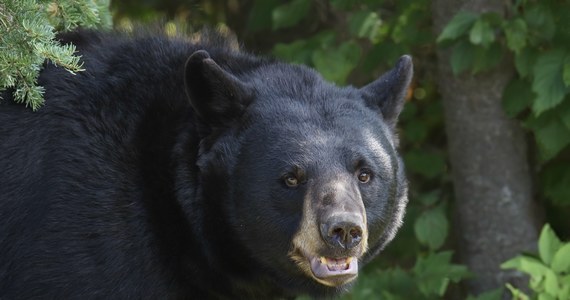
[501,224,570,300]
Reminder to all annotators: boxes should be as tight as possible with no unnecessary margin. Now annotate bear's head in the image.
[184,49,412,296]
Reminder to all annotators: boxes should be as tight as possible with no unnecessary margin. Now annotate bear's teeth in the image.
[319,257,353,271]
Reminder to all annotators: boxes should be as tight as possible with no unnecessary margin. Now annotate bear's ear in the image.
[360,55,413,128]
[184,50,253,126]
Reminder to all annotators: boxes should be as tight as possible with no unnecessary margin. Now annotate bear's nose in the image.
[320,214,363,250]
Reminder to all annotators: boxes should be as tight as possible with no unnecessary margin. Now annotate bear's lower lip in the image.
[309,256,358,280]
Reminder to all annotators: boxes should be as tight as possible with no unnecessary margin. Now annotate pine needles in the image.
[0,0,111,110]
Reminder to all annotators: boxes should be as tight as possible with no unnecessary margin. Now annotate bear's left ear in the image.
[360,55,413,129]
[184,50,253,126]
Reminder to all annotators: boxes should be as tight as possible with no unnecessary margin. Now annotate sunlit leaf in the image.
[551,244,570,274]
[437,11,478,43]
[469,19,495,47]
[501,255,550,276]
[505,283,530,300]
[538,224,563,266]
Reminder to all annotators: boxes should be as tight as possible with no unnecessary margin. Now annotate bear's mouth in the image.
[310,256,358,279]
[293,250,359,287]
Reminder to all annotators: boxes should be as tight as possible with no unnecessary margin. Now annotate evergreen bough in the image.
[0,0,111,110]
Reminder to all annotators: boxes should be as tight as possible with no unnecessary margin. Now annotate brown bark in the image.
[431,0,541,296]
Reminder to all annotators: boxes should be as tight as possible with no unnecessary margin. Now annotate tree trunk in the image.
[431,0,541,296]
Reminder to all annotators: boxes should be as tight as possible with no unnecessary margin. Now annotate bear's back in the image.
[0,31,241,298]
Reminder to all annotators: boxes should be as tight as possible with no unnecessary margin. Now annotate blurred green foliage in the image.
[436,0,570,259]
[501,224,570,300]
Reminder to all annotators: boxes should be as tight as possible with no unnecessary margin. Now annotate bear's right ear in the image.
[184,50,253,126]
[360,55,413,129]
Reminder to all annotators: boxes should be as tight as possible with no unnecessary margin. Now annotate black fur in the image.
[0,30,410,299]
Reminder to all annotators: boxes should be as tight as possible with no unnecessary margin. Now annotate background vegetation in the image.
[1,0,569,299]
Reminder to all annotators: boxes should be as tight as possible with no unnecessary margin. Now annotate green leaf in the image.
[564,55,570,87]
[450,40,475,75]
[538,224,563,266]
[471,42,503,73]
[543,270,560,298]
[515,48,537,78]
[404,150,446,179]
[501,255,550,277]
[469,19,495,47]
[272,40,311,65]
[559,275,570,299]
[414,251,471,297]
[311,41,361,84]
[399,102,418,122]
[538,293,556,300]
[503,18,527,53]
[348,11,382,40]
[418,190,440,207]
[501,255,563,298]
[404,119,428,143]
[532,50,570,115]
[414,204,448,250]
[551,244,570,274]
[437,11,478,43]
[562,101,570,130]
[524,4,556,43]
[247,0,280,32]
[362,41,406,73]
[271,0,311,30]
[527,114,570,161]
[466,288,503,300]
[330,0,354,10]
[502,78,533,117]
[272,31,335,65]
[541,162,570,206]
[505,283,530,300]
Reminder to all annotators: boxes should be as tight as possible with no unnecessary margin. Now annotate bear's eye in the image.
[357,170,372,183]
[284,175,299,188]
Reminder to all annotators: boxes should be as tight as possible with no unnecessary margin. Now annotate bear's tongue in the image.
[310,256,358,278]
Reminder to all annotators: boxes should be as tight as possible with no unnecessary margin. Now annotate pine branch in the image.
[0,0,111,110]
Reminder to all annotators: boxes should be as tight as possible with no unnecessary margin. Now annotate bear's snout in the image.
[319,214,363,250]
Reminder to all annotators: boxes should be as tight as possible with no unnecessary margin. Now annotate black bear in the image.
[0,30,412,299]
